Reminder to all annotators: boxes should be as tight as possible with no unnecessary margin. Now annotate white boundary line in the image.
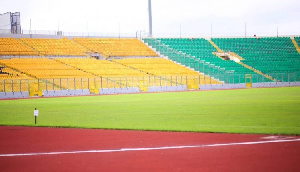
[1,138,299,157]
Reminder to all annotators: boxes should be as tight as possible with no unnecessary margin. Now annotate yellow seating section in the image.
[55,58,150,89]
[55,58,148,77]
[74,38,158,57]
[20,38,88,56]
[0,65,33,92]
[116,58,221,85]
[0,38,38,56]
[0,67,32,80]
[0,57,221,92]
[0,58,94,79]
[116,58,199,76]
[0,37,223,92]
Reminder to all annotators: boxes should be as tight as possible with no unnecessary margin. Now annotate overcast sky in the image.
[1,0,299,37]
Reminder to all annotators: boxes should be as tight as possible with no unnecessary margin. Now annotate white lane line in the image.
[1,138,299,157]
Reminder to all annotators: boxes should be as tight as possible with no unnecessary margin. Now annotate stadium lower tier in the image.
[0,57,223,93]
[0,75,221,94]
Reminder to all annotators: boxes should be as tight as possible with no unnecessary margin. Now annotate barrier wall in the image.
[0,75,299,99]
[0,91,29,99]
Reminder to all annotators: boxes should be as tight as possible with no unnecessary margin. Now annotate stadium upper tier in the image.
[74,38,159,57]
[0,38,158,57]
[294,37,300,53]
[212,37,300,81]
[0,38,38,56]
[20,38,88,56]
[295,37,300,44]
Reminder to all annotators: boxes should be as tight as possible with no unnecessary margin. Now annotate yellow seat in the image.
[74,38,158,57]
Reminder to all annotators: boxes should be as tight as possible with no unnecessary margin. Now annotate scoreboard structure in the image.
[0,12,21,34]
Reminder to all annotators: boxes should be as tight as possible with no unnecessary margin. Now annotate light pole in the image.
[118,23,120,38]
[148,0,153,37]
[245,22,247,38]
[210,23,212,38]
[136,30,145,39]
[180,24,181,38]
[276,24,279,37]
[29,18,32,37]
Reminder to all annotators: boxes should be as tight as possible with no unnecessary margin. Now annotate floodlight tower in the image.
[148,0,152,37]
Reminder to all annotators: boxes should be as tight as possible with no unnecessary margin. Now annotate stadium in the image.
[0,0,300,171]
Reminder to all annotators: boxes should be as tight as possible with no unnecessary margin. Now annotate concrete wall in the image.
[0,91,29,99]
[1,82,300,99]
[148,85,187,92]
[99,87,140,95]
[199,83,246,90]
[42,89,90,97]
[199,82,300,90]
[252,82,300,88]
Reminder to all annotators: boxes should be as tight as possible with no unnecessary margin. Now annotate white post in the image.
[148,0,153,37]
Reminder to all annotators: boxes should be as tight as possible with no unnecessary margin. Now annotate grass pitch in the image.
[0,87,299,135]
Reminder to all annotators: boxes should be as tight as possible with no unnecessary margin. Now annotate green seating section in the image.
[295,37,300,44]
[212,37,300,82]
[144,38,259,83]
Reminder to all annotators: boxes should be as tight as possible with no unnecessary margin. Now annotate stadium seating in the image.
[0,65,31,80]
[74,38,159,57]
[1,36,298,96]
[20,38,88,56]
[115,58,221,85]
[293,37,300,53]
[0,58,102,93]
[144,38,257,83]
[55,58,148,77]
[0,58,94,79]
[0,38,38,56]
[116,58,200,76]
[212,37,300,82]
[0,65,33,92]
[55,58,152,89]
[295,37,300,45]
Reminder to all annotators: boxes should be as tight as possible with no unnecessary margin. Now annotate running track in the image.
[0,126,299,171]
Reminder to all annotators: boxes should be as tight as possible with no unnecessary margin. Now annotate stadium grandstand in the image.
[0,35,299,99]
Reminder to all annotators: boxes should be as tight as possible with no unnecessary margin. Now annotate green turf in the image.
[0,87,300,135]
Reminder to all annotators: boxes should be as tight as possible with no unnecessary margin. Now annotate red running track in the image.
[0,126,299,172]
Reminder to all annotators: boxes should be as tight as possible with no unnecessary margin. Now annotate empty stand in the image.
[0,65,32,80]
[116,58,221,86]
[1,36,297,97]
[116,58,200,76]
[293,37,300,53]
[212,37,300,82]
[20,38,88,56]
[0,58,94,79]
[0,38,38,56]
[55,58,148,77]
[144,38,257,83]
[55,58,151,89]
[0,58,97,92]
[74,38,158,57]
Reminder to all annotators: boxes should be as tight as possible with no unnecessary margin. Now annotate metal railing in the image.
[0,73,299,93]
[2,29,299,38]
